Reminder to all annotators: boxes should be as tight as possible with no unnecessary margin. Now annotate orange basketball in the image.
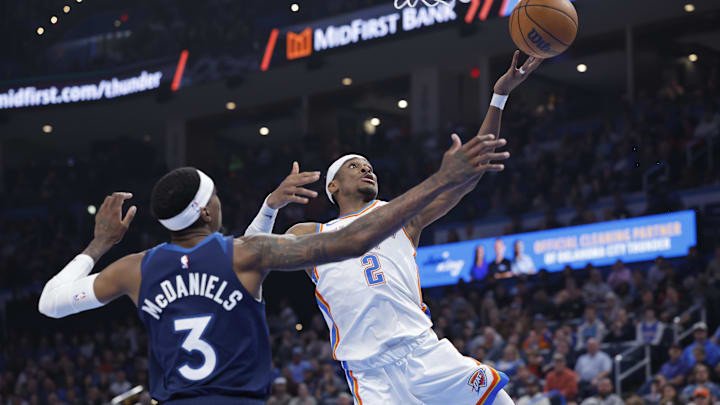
[509,0,578,59]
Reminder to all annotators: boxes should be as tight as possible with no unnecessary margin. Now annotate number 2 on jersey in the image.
[361,254,386,286]
[173,315,217,381]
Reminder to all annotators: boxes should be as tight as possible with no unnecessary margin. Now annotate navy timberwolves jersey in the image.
[138,233,271,402]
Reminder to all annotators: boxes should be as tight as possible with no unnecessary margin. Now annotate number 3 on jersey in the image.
[362,254,386,286]
[173,315,217,381]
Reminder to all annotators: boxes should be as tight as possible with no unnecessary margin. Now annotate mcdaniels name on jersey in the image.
[141,272,243,320]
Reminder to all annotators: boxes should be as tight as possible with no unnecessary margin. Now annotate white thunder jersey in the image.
[311,200,432,363]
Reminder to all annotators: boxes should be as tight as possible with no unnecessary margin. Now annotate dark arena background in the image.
[2,0,720,404]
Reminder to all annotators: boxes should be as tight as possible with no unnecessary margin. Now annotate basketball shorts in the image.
[339,329,509,404]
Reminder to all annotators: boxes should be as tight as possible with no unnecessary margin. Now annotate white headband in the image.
[159,169,215,231]
[325,154,368,204]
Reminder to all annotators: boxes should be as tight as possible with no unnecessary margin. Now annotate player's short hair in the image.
[151,167,201,221]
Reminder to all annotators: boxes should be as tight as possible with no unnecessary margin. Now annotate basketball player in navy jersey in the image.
[38,136,508,403]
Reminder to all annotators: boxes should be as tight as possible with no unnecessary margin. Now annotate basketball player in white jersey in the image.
[251,52,542,404]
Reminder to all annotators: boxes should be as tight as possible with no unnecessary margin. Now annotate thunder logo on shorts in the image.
[467,367,488,393]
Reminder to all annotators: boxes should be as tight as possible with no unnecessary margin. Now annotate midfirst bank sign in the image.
[281,2,459,62]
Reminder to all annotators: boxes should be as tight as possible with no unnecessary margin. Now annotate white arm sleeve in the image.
[38,254,104,318]
[243,195,279,236]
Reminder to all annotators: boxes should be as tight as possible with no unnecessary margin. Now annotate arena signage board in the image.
[0,70,163,110]
[416,210,697,288]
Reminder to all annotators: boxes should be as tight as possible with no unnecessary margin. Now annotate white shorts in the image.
[339,330,509,405]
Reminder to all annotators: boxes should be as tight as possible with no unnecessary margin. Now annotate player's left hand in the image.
[493,50,543,95]
[93,192,137,246]
[267,161,321,209]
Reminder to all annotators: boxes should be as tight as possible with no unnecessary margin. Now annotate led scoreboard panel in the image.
[416,211,697,288]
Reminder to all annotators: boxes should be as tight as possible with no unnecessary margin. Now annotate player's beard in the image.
[358,184,378,201]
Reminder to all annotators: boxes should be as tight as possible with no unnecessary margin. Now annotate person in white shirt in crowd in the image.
[575,339,613,389]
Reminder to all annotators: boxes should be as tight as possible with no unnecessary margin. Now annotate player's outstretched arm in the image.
[235,134,508,273]
[243,162,320,236]
[38,192,139,318]
[403,51,543,246]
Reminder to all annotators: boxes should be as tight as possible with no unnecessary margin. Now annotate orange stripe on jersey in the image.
[350,370,363,405]
[337,200,380,220]
[315,289,341,359]
[401,226,416,250]
[476,366,501,405]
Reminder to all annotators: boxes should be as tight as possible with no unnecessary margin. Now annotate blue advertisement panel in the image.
[416,210,697,288]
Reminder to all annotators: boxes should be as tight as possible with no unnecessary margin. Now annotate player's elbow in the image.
[38,292,60,318]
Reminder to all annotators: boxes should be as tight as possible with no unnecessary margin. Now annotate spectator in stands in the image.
[583,269,613,305]
[575,339,612,389]
[268,377,292,405]
[636,308,665,346]
[579,378,623,405]
[680,364,720,402]
[683,322,720,367]
[288,347,314,384]
[109,370,132,397]
[642,375,666,404]
[496,345,525,378]
[688,386,714,405]
[517,379,550,405]
[659,343,691,387]
[473,326,505,362]
[607,260,633,290]
[648,256,667,288]
[336,392,353,405]
[605,308,634,343]
[661,383,682,404]
[545,352,579,401]
[576,307,607,350]
[289,383,317,405]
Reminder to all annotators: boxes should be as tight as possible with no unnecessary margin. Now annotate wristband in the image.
[490,93,508,110]
[244,195,279,236]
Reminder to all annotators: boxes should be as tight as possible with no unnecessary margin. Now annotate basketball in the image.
[509,0,579,58]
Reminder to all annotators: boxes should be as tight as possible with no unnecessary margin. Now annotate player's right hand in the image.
[266,162,321,209]
[437,134,509,186]
[93,192,136,246]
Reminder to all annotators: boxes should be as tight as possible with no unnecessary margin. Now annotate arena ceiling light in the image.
[225,101,237,110]
[341,77,352,86]
[684,3,695,12]
[36,27,45,35]
[398,99,408,109]
[42,124,53,133]
[75,0,82,3]
[87,205,97,215]
[688,54,698,62]
[370,117,381,127]
[576,63,588,73]
[50,16,58,24]
[290,3,300,12]
[259,127,270,136]
[63,5,70,13]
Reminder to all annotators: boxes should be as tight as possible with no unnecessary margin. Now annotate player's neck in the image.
[170,227,214,248]
[336,198,375,218]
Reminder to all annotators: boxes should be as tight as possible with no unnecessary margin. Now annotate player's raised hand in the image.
[93,192,137,246]
[266,161,321,209]
[493,50,544,95]
[437,134,509,186]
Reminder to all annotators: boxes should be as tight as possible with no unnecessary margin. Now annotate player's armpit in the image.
[93,253,144,304]
[285,222,319,278]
